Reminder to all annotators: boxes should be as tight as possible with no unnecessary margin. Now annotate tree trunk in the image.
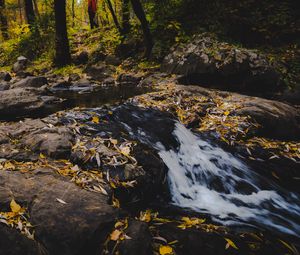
[18,0,23,24]
[33,0,40,19]
[88,0,98,29]
[0,0,9,40]
[122,0,130,34]
[24,0,35,26]
[106,0,122,33]
[72,0,75,27]
[130,0,153,58]
[54,0,71,67]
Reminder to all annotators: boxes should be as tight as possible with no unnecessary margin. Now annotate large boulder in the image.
[162,35,282,94]
[0,170,117,255]
[0,88,62,120]
[177,85,300,140]
[11,76,48,89]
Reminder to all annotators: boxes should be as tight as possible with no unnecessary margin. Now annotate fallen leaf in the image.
[92,116,100,124]
[225,238,238,250]
[56,198,67,205]
[159,245,173,255]
[10,199,21,213]
[110,229,122,241]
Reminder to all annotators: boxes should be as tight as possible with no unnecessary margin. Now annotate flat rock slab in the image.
[11,76,48,89]
[0,119,75,160]
[0,88,63,120]
[0,170,118,255]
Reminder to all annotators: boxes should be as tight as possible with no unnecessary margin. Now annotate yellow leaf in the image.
[39,153,46,159]
[10,199,21,213]
[92,116,100,124]
[110,229,122,241]
[224,111,230,116]
[159,245,173,255]
[225,238,238,250]
[112,196,120,208]
[139,210,152,222]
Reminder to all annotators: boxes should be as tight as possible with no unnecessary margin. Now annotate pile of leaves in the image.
[0,199,34,240]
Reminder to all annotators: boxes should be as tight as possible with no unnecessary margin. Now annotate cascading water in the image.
[159,122,300,236]
[113,104,300,237]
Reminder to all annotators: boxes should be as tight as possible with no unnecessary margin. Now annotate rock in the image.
[0,170,117,255]
[117,73,141,85]
[72,51,89,65]
[85,64,114,81]
[0,71,12,81]
[0,82,10,91]
[12,56,28,73]
[119,220,152,255]
[51,80,72,89]
[0,88,62,120]
[11,76,48,89]
[105,55,121,66]
[234,96,300,139]
[0,225,41,255]
[68,73,81,82]
[177,85,300,140]
[162,35,282,94]
[22,127,75,159]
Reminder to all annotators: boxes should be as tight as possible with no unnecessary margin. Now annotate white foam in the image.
[159,122,300,236]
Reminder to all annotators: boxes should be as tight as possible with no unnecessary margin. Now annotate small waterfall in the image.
[159,123,300,236]
[112,105,300,237]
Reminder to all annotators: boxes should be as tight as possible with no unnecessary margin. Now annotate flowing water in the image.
[111,105,300,238]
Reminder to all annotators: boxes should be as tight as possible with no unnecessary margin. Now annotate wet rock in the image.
[0,88,62,120]
[11,76,48,89]
[162,35,282,94]
[12,56,28,73]
[0,170,117,255]
[52,80,72,89]
[22,127,75,159]
[119,220,152,255]
[85,64,114,81]
[0,71,12,81]
[72,51,89,65]
[105,55,121,66]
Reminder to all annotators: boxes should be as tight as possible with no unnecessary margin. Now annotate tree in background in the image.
[106,0,122,33]
[0,0,9,40]
[88,0,98,29]
[122,0,130,34]
[24,0,35,27]
[54,0,71,66]
[130,0,153,58]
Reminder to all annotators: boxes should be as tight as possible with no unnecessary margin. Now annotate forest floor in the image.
[0,29,300,255]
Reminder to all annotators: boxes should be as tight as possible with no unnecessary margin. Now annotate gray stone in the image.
[11,76,48,89]
[0,71,12,81]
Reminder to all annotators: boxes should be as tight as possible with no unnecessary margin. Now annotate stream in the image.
[108,104,300,238]
[51,87,300,241]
